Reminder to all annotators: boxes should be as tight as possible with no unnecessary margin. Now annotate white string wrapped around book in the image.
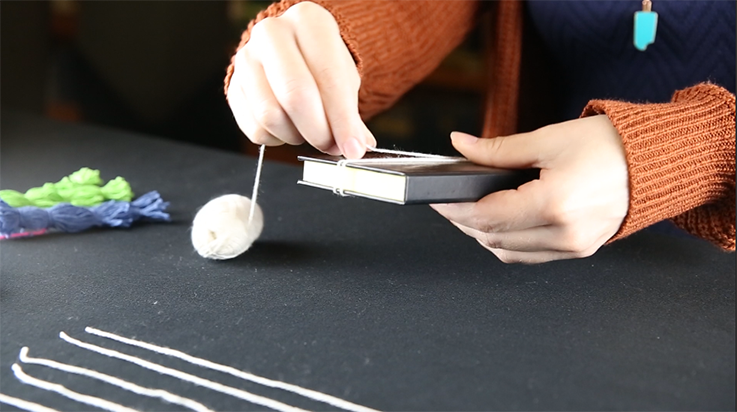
[332,146,464,197]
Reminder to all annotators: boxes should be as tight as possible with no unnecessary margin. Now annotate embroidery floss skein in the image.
[191,145,265,260]
[0,167,133,208]
[0,191,170,237]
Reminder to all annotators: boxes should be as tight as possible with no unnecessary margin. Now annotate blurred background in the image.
[1,1,557,162]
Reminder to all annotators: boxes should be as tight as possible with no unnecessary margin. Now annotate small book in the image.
[297,153,539,205]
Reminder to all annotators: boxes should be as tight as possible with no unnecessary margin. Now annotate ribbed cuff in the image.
[582,83,736,250]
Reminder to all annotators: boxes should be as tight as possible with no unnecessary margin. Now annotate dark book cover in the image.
[298,154,539,205]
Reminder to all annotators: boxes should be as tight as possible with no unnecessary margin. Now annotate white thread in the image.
[337,157,462,165]
[249,144,266,224]
[59,332,307,412]
[367,146,453,159]
[85,327,380,412]
[0,393,61,412]
[11,364,137,412]
[334,158,351,197]
[333,146,464,197]
[18,347,213,412]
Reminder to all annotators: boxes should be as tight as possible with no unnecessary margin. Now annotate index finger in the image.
[287,8,370,159]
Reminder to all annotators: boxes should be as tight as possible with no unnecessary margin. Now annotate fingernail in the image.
[326,146,342,156]
[366,133,377,149]
[450,132,478,145]
[342,138,365,159]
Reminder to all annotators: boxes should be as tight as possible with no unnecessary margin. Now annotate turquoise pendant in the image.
[634,1,658,51]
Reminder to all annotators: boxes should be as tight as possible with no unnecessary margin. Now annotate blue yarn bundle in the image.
[0,191,170,236]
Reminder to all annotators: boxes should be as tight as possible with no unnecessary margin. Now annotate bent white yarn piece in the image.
[59,332,307,412]
[191,145,266,260]
[86,327,380,412]
[11,364,137,412]
[19,347,213,412]
[0,393,61,412]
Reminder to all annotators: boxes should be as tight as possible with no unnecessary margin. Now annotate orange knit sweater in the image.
[224,0,736,251]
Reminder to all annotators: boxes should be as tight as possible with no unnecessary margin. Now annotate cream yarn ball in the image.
[191,194,263,260]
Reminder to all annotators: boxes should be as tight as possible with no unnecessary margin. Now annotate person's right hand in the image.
[227,1,375,159]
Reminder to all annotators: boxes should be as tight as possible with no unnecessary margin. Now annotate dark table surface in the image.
[0,112,734,411]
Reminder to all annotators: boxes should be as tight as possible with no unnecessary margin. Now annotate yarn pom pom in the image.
[191,194,263,260]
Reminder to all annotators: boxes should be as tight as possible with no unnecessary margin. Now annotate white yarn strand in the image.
[59,332,307,412]
[0,393,61,412]
[18,347,213,412]
[85,327,380,412]
[367,146,456,159]
[11,364,138,412]
[249,144,266,224]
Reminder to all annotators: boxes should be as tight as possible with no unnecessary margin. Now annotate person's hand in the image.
[227,1,375,159]
[431,115,629,264]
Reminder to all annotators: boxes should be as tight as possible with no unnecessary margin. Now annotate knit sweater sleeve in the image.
[224,0,480,120]
[581,83,736,251]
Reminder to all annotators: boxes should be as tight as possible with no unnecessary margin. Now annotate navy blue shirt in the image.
[526,0,736,120]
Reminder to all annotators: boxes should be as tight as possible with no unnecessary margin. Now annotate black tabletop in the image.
[0,113,734,411]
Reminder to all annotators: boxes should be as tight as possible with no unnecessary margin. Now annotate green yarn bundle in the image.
[0,168,133,208]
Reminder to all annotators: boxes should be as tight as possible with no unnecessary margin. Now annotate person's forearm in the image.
[582,83,736,250]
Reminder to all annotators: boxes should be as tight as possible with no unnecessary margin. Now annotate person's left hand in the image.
[430,115,629,264]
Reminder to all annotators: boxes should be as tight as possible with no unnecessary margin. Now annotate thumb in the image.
[450,131,543,169]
